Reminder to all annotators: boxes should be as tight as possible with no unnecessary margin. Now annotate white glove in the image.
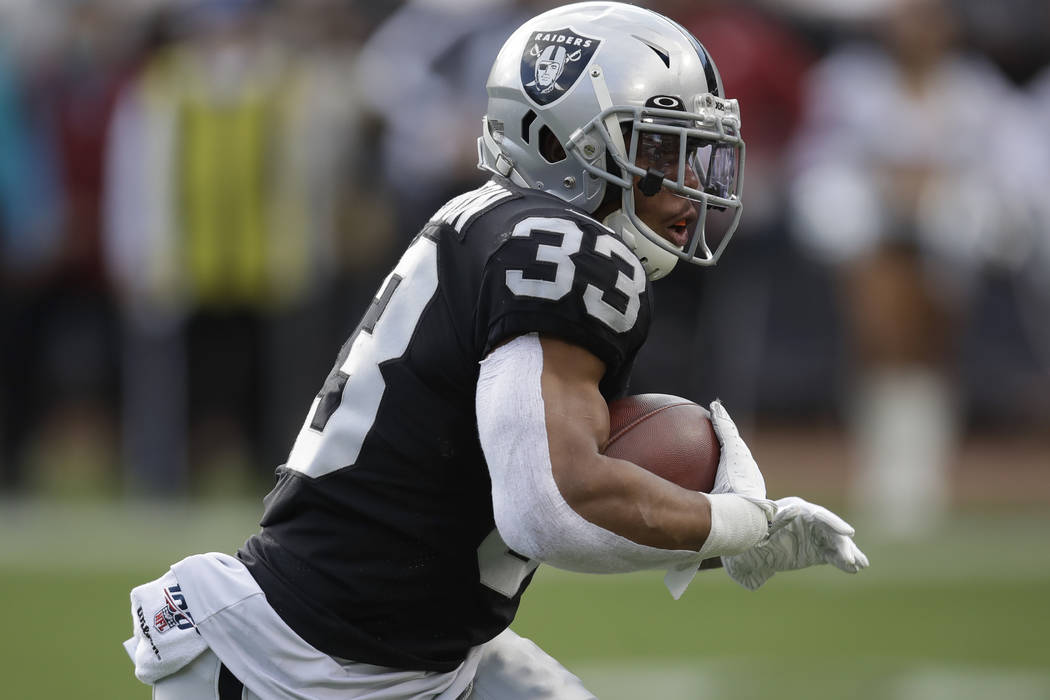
[696,402,776,559]
[723,496,870,590]
[709,400,776,517]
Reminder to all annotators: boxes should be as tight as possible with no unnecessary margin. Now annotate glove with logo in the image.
[723,496,870,590]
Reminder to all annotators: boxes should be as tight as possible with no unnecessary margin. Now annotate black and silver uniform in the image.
[239,176,653,672]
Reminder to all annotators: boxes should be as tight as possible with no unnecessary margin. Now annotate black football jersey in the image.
[239,176,653,672]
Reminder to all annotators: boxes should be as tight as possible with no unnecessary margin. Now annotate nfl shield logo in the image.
[520,27,601,107]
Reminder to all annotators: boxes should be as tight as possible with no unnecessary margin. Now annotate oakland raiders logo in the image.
[520,28,601,106]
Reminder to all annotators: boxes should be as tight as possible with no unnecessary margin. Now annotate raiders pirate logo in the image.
[520,27,601,106]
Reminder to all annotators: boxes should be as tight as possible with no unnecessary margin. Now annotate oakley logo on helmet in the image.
[645,95,685,111]
[521,28,601,106]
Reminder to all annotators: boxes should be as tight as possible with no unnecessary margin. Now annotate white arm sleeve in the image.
[476,333,704,597]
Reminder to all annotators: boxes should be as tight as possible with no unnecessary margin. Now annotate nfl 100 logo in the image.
[153,583,196,634]
[520,27,601,106]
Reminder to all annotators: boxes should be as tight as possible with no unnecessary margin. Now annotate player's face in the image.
[632,132,703,248]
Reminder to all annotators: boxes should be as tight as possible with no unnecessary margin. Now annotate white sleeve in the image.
[475,333,704,597]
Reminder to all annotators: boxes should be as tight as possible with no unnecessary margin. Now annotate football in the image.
[603,393,720,492]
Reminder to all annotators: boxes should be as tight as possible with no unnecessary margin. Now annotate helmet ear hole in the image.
[538,125,566,163]
[521,110,537,142]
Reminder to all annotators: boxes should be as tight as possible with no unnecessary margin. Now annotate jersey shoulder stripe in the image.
[430,180,517,235]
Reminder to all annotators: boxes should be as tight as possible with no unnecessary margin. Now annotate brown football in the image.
[603,393,719,493]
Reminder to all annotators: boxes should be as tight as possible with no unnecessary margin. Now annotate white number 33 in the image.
[504,217,645,333]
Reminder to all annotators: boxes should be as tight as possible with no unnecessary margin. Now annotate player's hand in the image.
[708,401,776,520]
[722,496,870,590]
[696,401,777,560]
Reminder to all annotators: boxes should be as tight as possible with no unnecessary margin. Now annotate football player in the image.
[124,3,867,698]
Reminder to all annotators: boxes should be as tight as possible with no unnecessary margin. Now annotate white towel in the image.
[123,567,208,684]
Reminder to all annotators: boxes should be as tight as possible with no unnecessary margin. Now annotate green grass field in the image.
[2,500,1048,699]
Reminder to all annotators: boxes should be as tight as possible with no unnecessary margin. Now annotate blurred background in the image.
[0,0,1047,697]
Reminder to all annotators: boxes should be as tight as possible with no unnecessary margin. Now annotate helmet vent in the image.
[538,125,566,164]
[633,35,670,68]
[521,110,538,143]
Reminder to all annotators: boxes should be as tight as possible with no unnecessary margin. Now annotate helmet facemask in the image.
[568,94,745,278]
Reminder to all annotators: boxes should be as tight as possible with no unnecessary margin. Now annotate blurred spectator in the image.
[275,0,400,325]
[0,0,142,495]
[103,0,360,495]
[355,0,555,241]
[787,0,1043,536]
[0,30,64,490]
[1018,54,1050,419]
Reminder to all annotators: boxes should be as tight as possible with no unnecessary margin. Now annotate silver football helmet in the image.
[478,1,745,279]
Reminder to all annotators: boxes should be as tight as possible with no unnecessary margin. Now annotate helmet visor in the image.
[632,128,742,201]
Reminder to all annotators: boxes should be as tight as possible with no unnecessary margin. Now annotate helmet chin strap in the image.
[477,122,532,190]
[603,203,679,281]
